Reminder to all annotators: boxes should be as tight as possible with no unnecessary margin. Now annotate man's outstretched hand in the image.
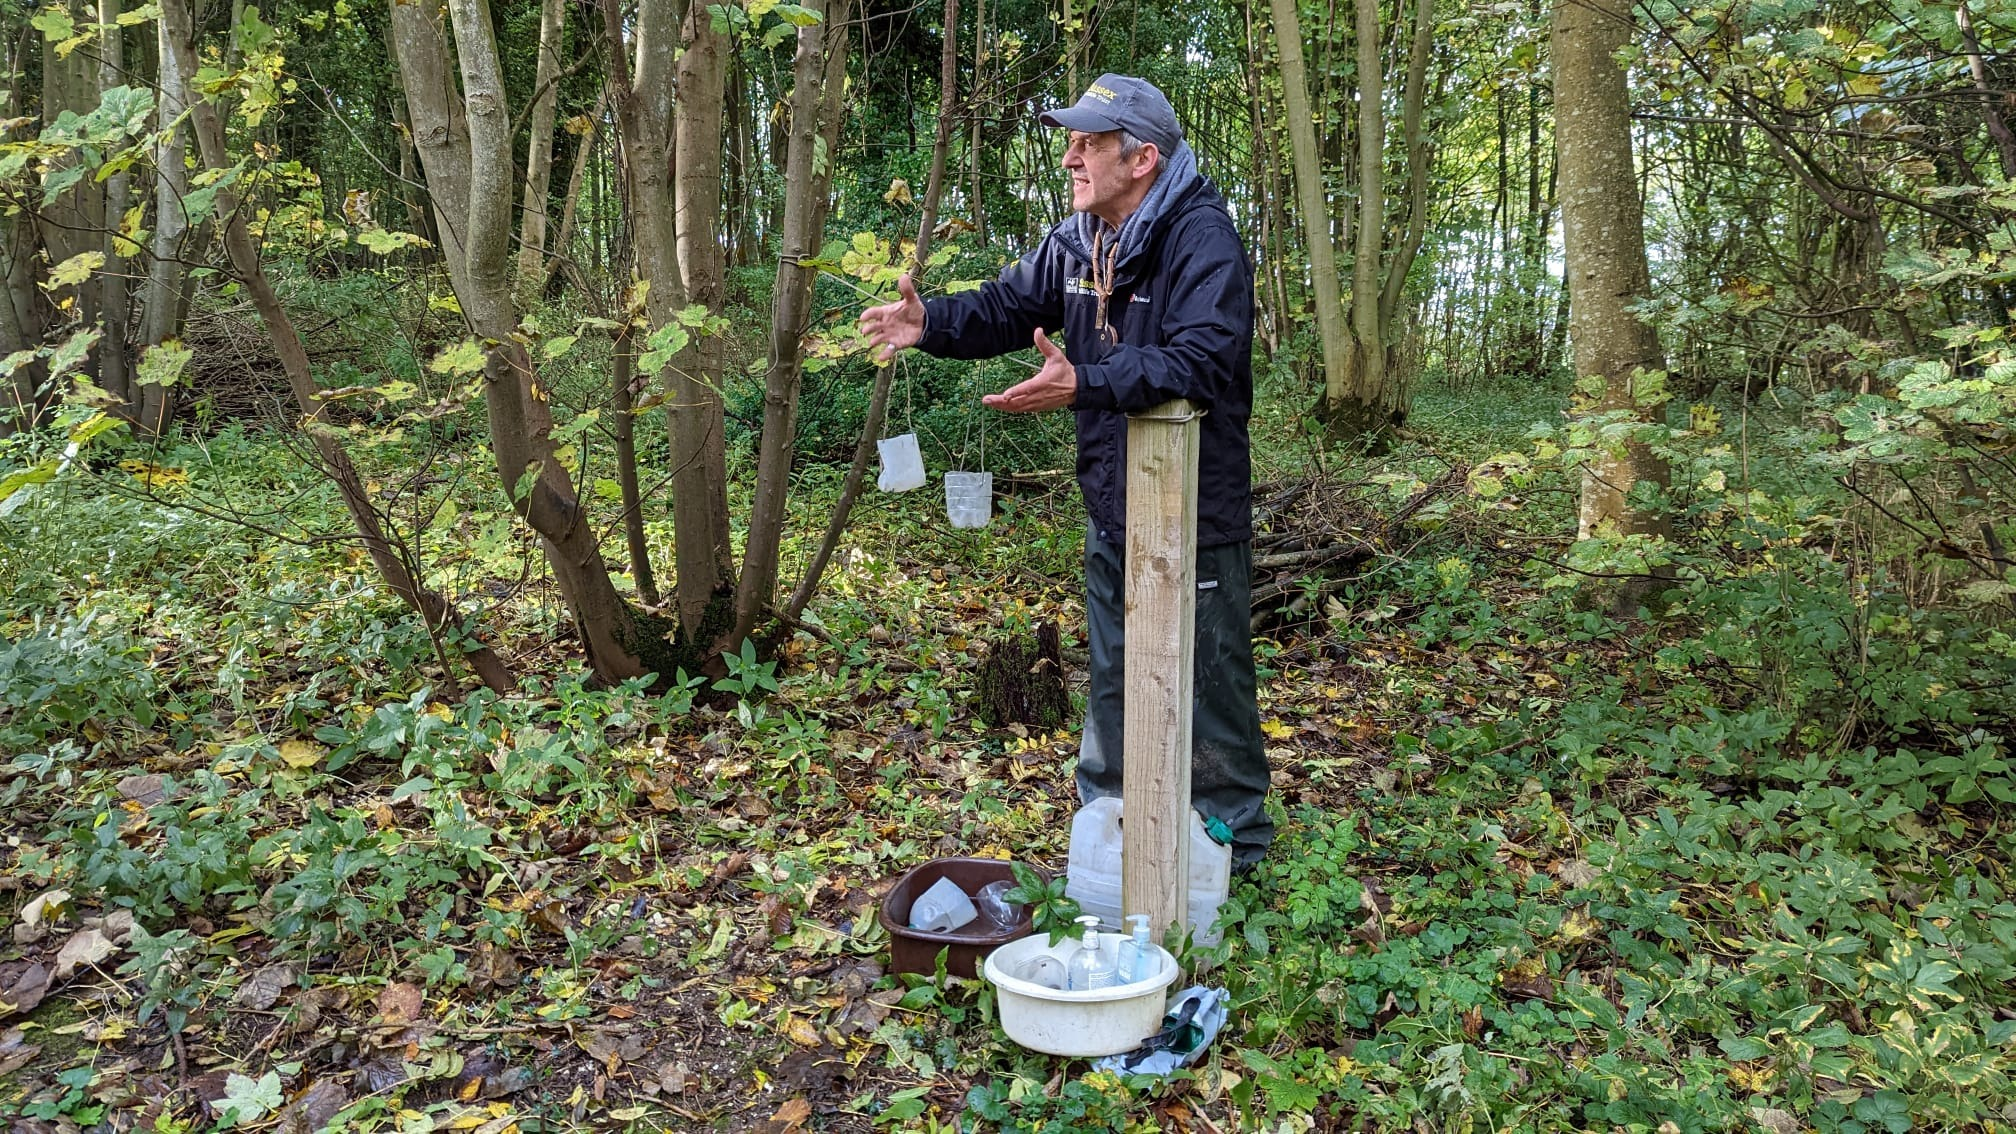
[983,329,1077,413]
[858,273,925,363]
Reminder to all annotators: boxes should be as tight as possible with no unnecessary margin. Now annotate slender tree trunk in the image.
[1553,0,1670,553]
[609,325,659,606]
[734,0,852,645]
[516,0,566,300]
[1,39,45,433]
[540,91,605,292]
[388,0,476,303]
[1332,0,1386,435]
[164,0,513,694]
[1957,5,2016,180]
[95,0,133,418]
[1380,0,1435,328]
[675,0,735,595]
[1267,0,1353,419]
[436,0,652,681]
[603,0,730,643]
[789,0,950,621]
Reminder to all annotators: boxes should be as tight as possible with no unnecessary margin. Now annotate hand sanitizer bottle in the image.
[1065,916,1116,991]
[1116,914,1153,984]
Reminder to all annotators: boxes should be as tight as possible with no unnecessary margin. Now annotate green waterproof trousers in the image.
[1075,533,1273,866]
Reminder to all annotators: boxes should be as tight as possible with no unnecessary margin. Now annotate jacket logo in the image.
[1064,278,1151,304]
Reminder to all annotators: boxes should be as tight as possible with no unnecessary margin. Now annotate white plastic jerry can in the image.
[1064,797,1232,947]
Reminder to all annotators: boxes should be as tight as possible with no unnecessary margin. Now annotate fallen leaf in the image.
[276,1079,351,1134]
[1750,1108,1799,1134]
[118,774,168,805]
[278,738,325,768]
[0,1027,40,1077]
[768,1097,812,1131]
[53,927,118,980]
[88,908,136,946]
[1550,859,1600,888]
[654,1062,693,1094]
[780,1015,822,1047]
[377,982,425,1027]
[233,964,300,1011]
[575,1026,645,1073]
[1557,908,1599,944]
[17,890,71,943]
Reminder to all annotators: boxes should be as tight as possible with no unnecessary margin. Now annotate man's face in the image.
[1063,130,1155,219]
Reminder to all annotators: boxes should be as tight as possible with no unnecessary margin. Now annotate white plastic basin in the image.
[982,933,1179,1057]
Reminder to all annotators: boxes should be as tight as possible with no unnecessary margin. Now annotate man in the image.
[858,74,1270,869]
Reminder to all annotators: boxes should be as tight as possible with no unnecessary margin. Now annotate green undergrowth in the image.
[1,373,2012,1133]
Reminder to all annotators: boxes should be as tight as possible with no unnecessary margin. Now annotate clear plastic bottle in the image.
[1115,914,1154,984]
[1065,915,1116,991]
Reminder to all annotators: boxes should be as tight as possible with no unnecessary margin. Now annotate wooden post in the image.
[1122,398,1201,946]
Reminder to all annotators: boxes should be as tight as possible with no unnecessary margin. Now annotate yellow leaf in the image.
[1260,719,1295,740]
[45,250,104,290]
[781,1015,821,1047]
[1557,909,1599,943]
[278,739,325,768]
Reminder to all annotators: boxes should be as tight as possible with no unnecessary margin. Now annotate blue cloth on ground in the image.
[1090,986,1227,1078]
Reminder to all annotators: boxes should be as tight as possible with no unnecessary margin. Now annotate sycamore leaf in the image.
[430,339,487,375]
[47,328,100,379]
[45,251,105,290]
[645,323,690,355]
[356,227,430,254]
[541,335,578,361]
[30,7,76,40]
[277,739,324,768]
[883,177,914,206]
[219,1071,284,1124]
[135,340,193,388]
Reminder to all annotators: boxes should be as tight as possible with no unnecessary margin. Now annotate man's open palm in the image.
[983,329,1076,413]
[858,274,925,363]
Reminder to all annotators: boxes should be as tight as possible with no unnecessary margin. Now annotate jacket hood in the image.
[1056,140,1203,271]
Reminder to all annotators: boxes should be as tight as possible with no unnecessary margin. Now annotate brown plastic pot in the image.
[879,857,1041,978]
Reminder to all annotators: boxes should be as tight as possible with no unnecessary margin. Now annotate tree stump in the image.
[974,621,1072,730]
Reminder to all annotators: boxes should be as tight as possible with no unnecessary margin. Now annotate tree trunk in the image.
[787,0,949,622]
[602,0,731,645]
[674,0,735,601]
[138,0,190,437]
[388,0,476,303]
[1266,0,1354,420]
[540,91,604,293]
[163,0,514,694]
[733,0,852,646]
[1,34,47,433]
[515,0,565,300]
[440,0,652,681]
[1553,0,1669,548]
[95,0,133,420]
[1325,0,1388,438]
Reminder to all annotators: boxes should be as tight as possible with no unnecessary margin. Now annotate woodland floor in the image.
[4,380,2013,1133]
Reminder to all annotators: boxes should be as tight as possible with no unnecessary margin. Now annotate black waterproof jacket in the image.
[916,179,1254,547]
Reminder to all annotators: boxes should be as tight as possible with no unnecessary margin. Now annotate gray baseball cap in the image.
[1040,74,1184,156]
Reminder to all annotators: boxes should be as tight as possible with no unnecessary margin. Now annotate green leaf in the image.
[1717,1034,1769,1060]
[773,2,822,24]
[429,339,487,376]
[0,460,60,508]
[644,323,689,356]
[218,1071,284,1124]
[541,335,578,361]
[674,303,713,327]
[31,7,76,40]
[47,328,101,379]
[356,227,429,254]
[134,339,193,388]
